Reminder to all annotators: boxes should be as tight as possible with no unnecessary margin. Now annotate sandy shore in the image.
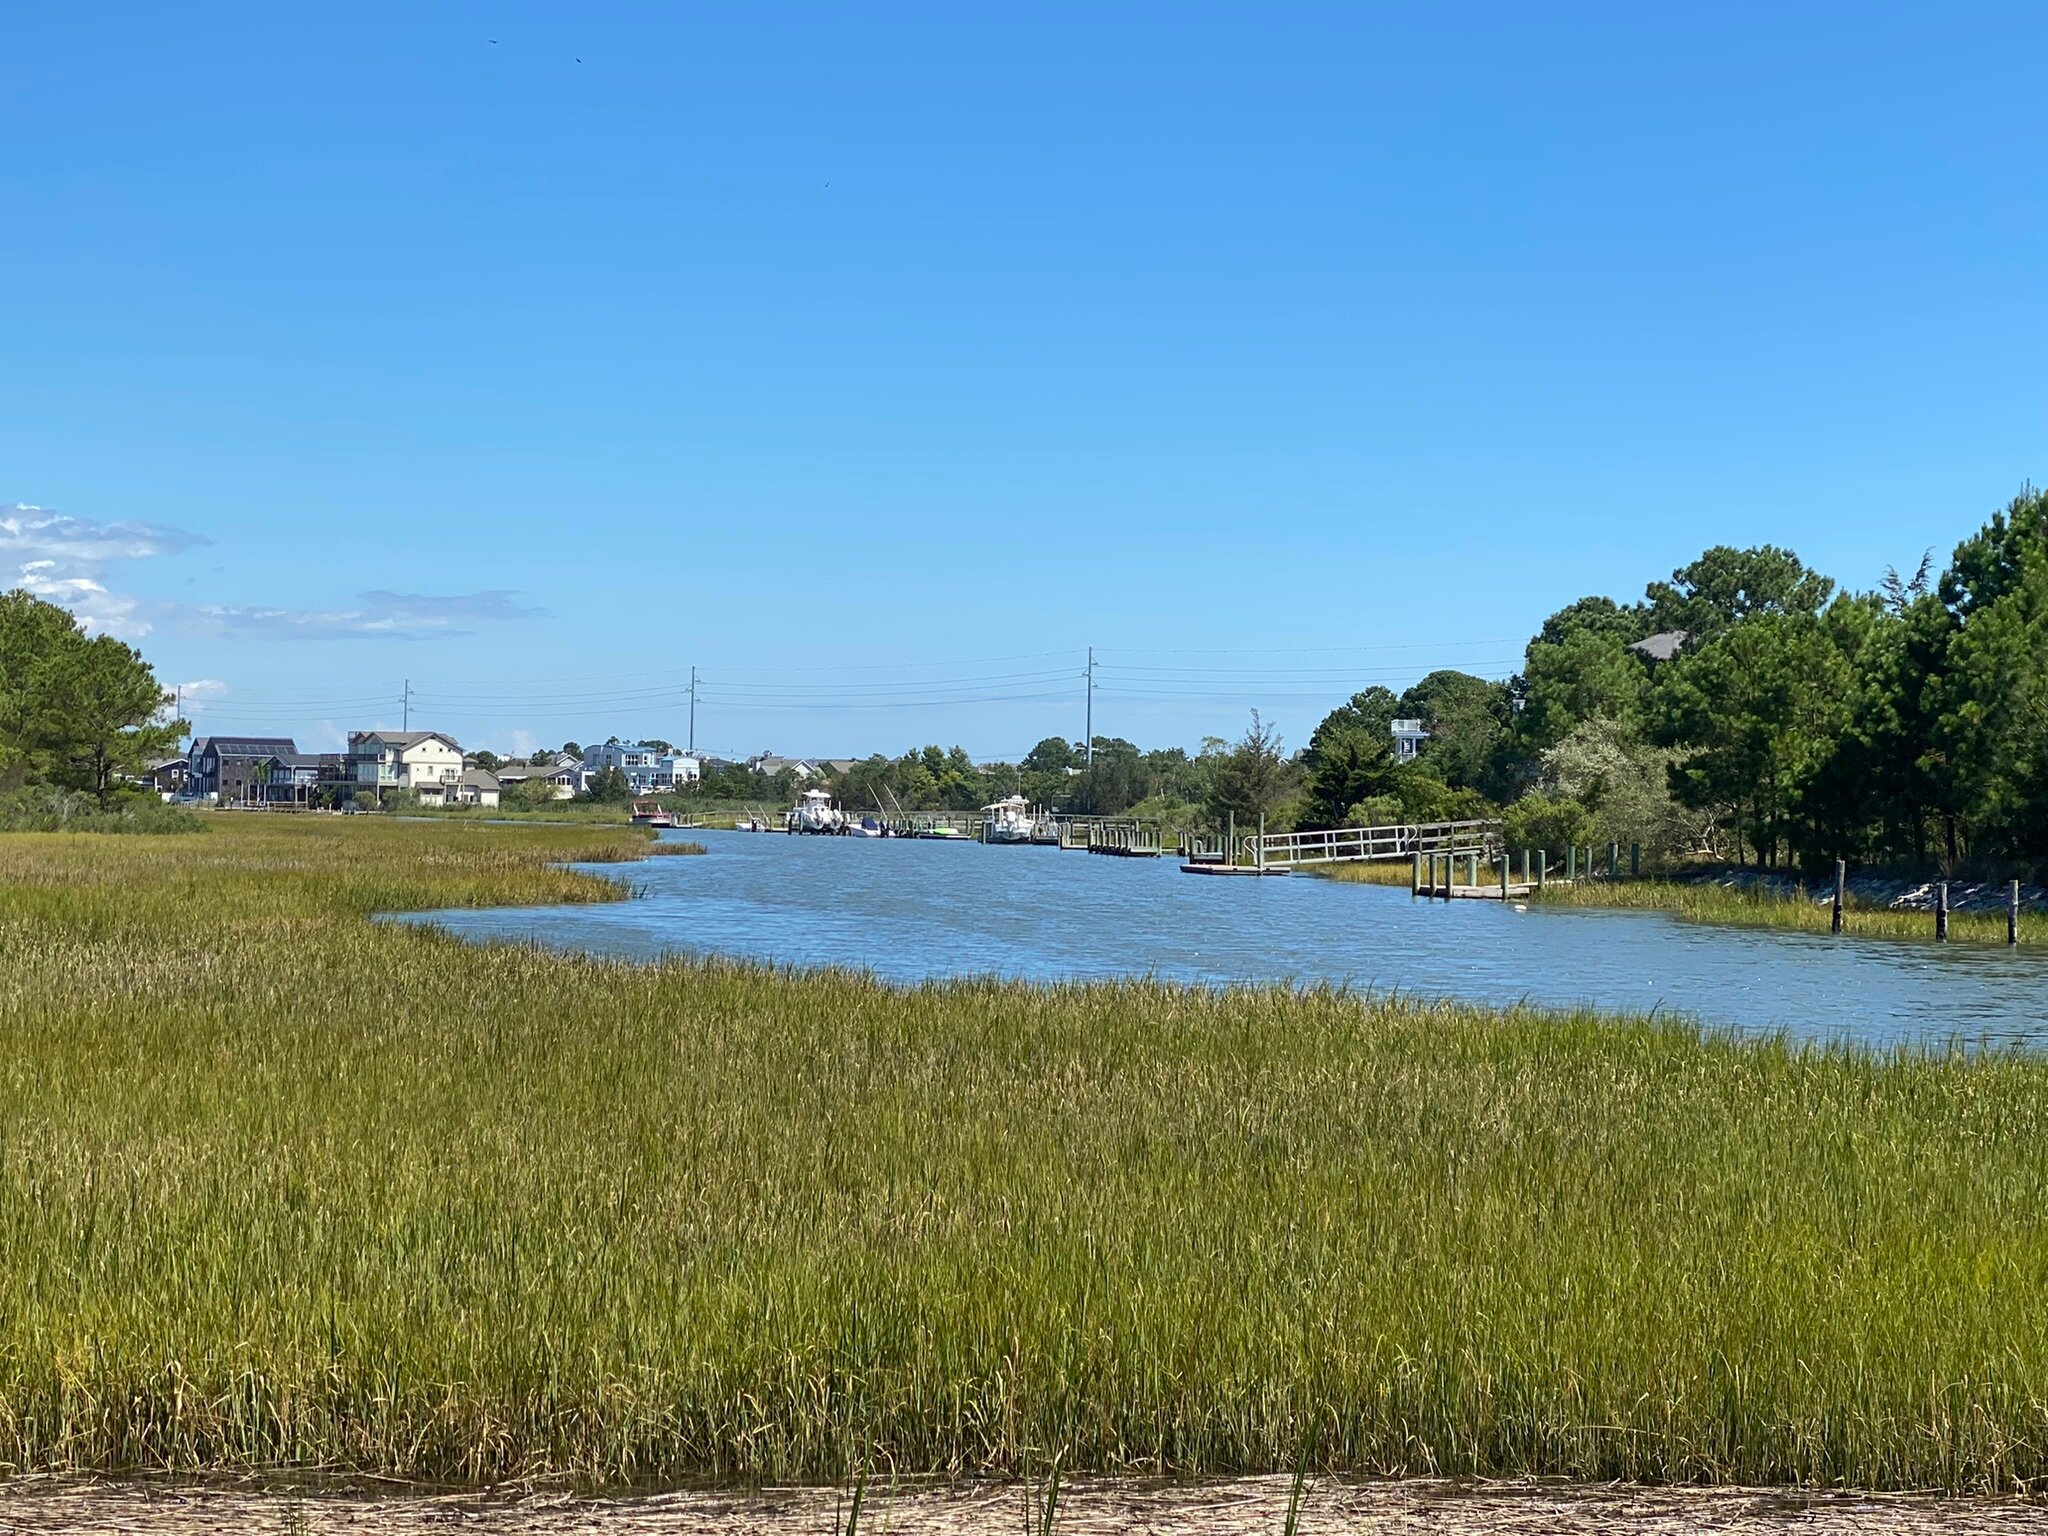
[0,1476,2043,1534]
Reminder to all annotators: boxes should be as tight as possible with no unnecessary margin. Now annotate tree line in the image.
[1291,486,2048,877]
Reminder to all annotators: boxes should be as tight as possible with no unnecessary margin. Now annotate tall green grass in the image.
[0,816,2046,1489]
[1530,877,2019,943]
[1318,862,2023,943]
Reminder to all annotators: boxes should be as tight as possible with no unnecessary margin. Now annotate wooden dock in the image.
[1180,861,1292,877]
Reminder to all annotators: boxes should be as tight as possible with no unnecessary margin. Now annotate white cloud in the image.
[188,589,544,641]
[0,504,209,565]
[5,501,540,645]
[15,561,152,639]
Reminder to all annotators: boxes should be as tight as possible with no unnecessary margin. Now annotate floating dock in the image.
[1179,861,1292,877]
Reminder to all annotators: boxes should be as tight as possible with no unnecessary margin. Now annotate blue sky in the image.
[4,3,2044,761]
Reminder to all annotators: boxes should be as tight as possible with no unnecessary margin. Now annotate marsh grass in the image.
[2,816,2048,1490]
[1530,877,2020,943]
[1318,862,2023,943]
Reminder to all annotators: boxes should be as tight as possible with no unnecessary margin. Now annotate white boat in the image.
[981,794,1037,844]
[787,787,845,835]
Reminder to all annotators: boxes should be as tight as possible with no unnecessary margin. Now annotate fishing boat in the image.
[854,814,886,838]
[787,787,845,835]
[980,794,1037,844]
[630,799,674,828]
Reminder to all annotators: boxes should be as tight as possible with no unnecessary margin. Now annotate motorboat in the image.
[787,787,845,834]
[980,794,1037,844]
[630,799,674,828]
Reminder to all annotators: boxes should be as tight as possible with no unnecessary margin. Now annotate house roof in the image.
[352,729,461,752]
[192,735,296,759]
[1629,629,1689,662]
[268,752,324,770]
[146,756,189,771]
[459,767,500,789]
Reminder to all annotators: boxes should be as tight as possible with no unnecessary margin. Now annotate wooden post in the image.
[1412,851,1422,895]
[1499,853,1509,900]
[1630,843,1640,877]
[1256,813,1265,872]
[1608,840,1619,877]
[1567,845,1577,880]
[1831,859,1845,935]
[1466,851,1479,887]
[1519,848,1530,885]
[2010,878,2021,947]
[1936,881,1949,942]
[1536,850,1547,890]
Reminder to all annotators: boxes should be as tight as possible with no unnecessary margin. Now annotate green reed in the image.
[0,816,2045,1490]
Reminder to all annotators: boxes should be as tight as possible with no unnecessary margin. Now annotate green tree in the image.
[1397,669,1513,794]
[1205,712,1297,828]
[1300,688,1399,828]
[1655,610,1856,867]
[1645,544,1835,642]
[583,765,633,804]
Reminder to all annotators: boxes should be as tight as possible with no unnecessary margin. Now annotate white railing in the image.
[1247,818,1500,869]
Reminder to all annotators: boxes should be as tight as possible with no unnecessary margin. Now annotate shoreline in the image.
[0,1474,2041,1534]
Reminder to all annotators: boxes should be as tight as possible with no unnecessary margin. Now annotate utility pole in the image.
[688,666,697,756]
[402,679,411,731]
[1084,646,1095,765]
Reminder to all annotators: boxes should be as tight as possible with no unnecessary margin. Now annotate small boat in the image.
[735,815,768,832]
[980,794,1037,844]
[630,799,674,828]
[787,787,846,835]
[854,815,886,838]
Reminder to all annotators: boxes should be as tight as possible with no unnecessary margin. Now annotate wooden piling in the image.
[1536,850,1546,891]
[1831,859,1845,935]
[1608,840,1619,877]
[2010,878,2021,946]
[1936,881,1950,942]
[1630,843,1641,877]
[1519,849,1531,885]
[1566,845,1577,880]
[1411,851,1422,895]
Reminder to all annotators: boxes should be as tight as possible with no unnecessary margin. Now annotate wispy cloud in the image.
[188,589,545,641]
[3,503,210,640]
[6,502,541,644]
[15,562,150,639]
[0,504,210,565]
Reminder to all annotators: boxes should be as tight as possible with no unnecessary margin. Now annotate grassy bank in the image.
[1316,861,2025,943]
[1527,877,2020,943]
[3,816,2048,1490]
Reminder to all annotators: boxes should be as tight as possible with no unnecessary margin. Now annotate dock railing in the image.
[1242,818,1500,870]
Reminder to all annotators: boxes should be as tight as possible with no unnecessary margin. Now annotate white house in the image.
[1391,718,1429,763]
[347,730,465,793]
[418,766,501,809]
[497,754,586,800]
[585,741,700,792]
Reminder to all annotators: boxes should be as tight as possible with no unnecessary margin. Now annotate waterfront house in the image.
[418,767,501,809]
[345,730,464,796]
[585,741,699,792]
[496,754,586,799]
[747,753,820,781]
[139,756,189,797]
[254,751,327,806]
[1391,719,1429,763]
[189,735,298,803]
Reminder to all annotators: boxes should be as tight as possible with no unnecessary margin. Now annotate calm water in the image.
[397,829,2048,1049]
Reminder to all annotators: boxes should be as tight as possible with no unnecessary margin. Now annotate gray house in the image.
[189,736,298,803]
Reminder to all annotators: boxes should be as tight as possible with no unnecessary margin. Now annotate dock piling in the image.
[1411,851,1422,896]
[1936,881,1950,942]
[2011,878,2022,946]
[1536,850,1547,891]
[1832,859,1845,935]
